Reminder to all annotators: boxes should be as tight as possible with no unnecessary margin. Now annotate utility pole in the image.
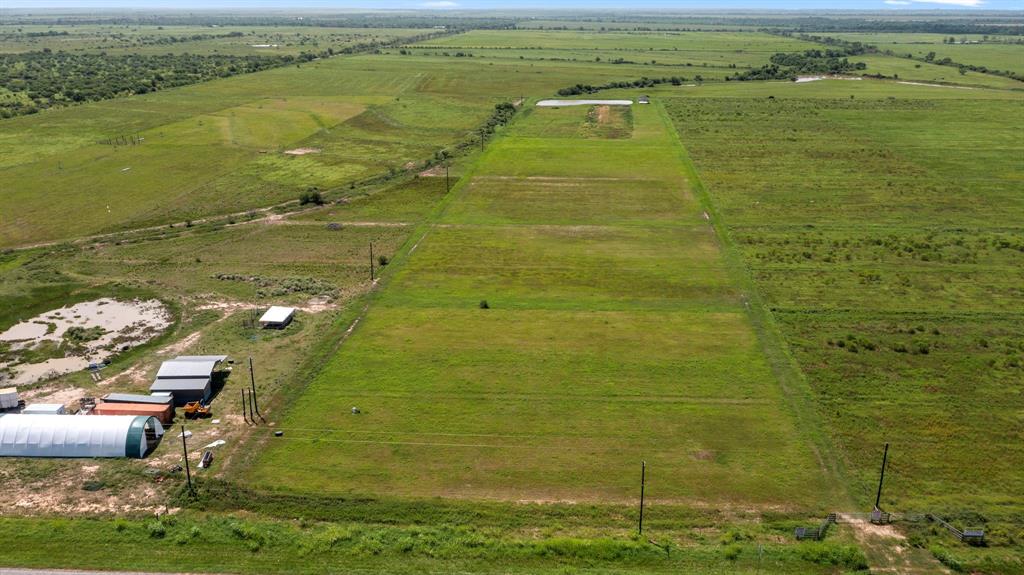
[181,425,194,496]
[369,242,375,281]
[445,163,450,193]
[875,442,889,510]
[638,460,646,535]
[249,357,263,420]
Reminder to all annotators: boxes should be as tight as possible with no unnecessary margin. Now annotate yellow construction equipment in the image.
[183,401,210,419]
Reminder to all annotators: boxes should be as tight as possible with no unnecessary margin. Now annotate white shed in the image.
[259,306,295,329]
[0,387,19,410]
[0,414,165,458]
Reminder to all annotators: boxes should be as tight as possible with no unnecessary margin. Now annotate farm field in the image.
[2,47,798,249]
[831,32,1024,76]
[0,54,500,247]
[409,29,821,72]
[0,24,428,56]
[246,102,841,510]
[661,79,1024,571]
[1,15,1023,575]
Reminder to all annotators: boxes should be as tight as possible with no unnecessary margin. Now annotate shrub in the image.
[479,300,489,309]
[299,188,324,206]
[377,255,389,267]
[930,546,964,572]
[723,544,742,560]
[797,542,868,570]
[148,521,166,539]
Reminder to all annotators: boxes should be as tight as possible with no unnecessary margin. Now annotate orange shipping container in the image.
[92,401,173,424]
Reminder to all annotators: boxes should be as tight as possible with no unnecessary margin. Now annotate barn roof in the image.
[260,306,295,324]
[156,359,219,379]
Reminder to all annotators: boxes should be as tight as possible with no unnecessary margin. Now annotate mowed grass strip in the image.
[249,103,833,507]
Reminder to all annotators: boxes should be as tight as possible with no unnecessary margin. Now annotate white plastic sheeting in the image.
[536,99,633,107]
[0,414,164,458]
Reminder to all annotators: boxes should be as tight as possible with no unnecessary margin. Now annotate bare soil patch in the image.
[283,147,321,156]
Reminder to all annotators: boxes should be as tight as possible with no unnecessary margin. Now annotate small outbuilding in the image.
[0,387,20,410]
[0,414,165,458]
[22,403,66,415]
[259,306,296,329]
[93,401,174,424]
[150,355,227,406]
[638,95,651,104]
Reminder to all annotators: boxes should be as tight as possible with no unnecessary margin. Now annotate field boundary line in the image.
[656,100,854,507]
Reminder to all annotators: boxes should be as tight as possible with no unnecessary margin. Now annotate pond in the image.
[0,298,171,387]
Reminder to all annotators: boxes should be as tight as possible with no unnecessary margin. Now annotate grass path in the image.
[655,100,853,503]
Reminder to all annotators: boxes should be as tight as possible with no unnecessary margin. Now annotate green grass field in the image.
[0,24,427,56]
[831,32,1024,76]
[660,79,1024,570]
[246,102,839,510]
[0,54,502,247]
[1,20,1022,574]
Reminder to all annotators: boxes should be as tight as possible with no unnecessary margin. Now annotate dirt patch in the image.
[0,298,171,387]
[21,385,88,406]
[419,164,447,177]
[691,449,715,461]
[839,514,947,574]
[595,105,611,124]
[283,147,321,156]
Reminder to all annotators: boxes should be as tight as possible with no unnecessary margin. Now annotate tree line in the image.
[729,50,866,82]
[556,76,698,96]
[0,51,289,118]
[0,29,454,119]
[782,31,1023,83]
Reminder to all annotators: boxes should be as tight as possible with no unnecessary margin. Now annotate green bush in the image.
[797,542,868,570]
[930,545,964,572]
[299,188,324,206]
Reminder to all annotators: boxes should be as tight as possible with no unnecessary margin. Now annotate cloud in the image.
[884,0,911,4]
[909,0,985,5]
[421,1,458,7]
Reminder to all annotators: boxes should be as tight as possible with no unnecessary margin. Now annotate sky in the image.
[4,0,1023,10]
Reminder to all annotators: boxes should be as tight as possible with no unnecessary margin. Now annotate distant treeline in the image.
[730,49,866,81]
[0,52,288,118]
[2,14,515,30]
[557,76,700,96]
[777,18,1024,36]
[782,31,1024,83]
[518,14,1024,35]
[0,29,452,119]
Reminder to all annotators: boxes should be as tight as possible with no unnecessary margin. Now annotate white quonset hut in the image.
[150,355,227,405]
[0,414,165,458]
[259,306,295,329]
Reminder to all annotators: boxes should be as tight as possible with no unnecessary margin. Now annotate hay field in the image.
[662,79,1024,570]
[247,102,839,509]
